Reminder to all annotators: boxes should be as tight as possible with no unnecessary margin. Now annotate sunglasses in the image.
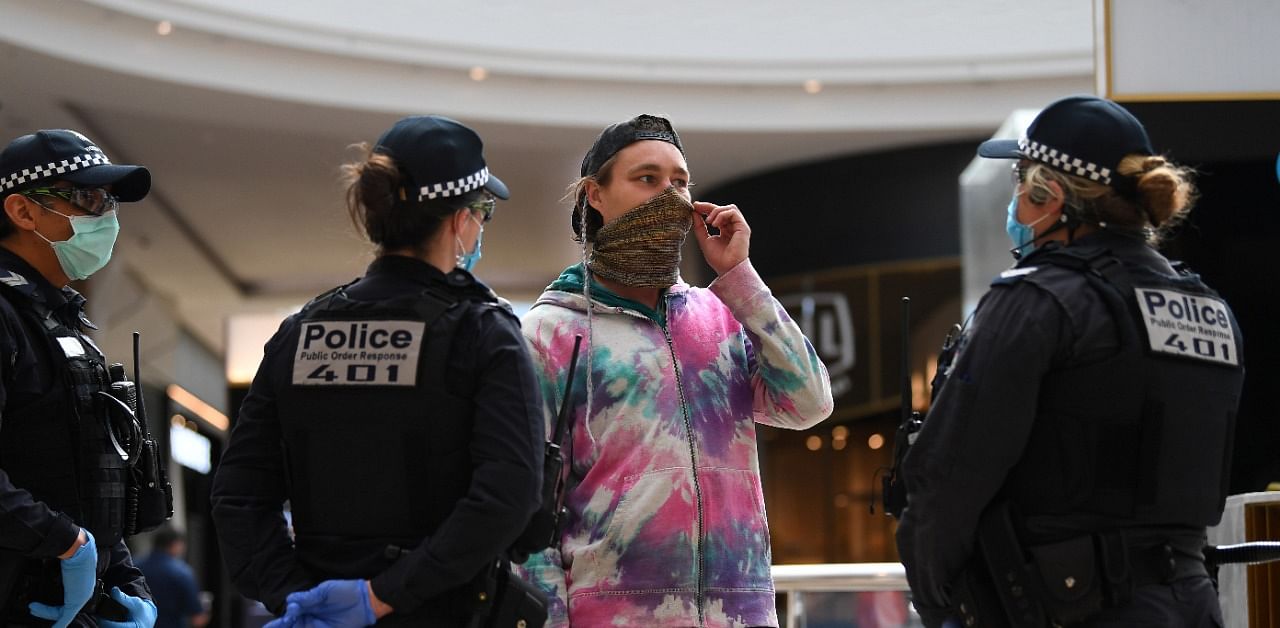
[466,193,497,223]
[1010,162,1029,186]
[20,186,118,217]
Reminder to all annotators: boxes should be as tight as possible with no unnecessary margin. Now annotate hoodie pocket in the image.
[700,468,774,592]
[573,467,697,596]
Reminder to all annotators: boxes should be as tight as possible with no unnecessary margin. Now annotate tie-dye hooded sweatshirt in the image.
[517,260,833,628]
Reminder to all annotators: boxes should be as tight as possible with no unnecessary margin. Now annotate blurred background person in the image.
[137,526,208,628]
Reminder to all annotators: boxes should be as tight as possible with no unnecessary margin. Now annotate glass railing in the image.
[772,563,922,628]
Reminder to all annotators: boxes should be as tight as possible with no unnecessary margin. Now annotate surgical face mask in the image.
[1005,192,1050,259]
[588,187,693,288]
[455,213,484,272]
[35,208,120,281]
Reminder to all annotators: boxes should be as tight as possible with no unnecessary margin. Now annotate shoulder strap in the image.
[0,276,62,335]
[301,280,462,326]
[1037,245,1135,297]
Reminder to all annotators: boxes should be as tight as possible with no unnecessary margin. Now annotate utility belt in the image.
[951,502,1209,628]
[466,557,547,628]
[378,545,546,628]
[2,562,128,624]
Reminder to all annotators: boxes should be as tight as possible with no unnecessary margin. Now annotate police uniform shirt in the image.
[0,246,149,610]
[894,231,1241,625]
[211,255,545,616]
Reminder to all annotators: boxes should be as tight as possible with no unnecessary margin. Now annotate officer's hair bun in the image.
[341,143,481,253]
[341,143,399,246]
[340,142,446,252]
[1116,154,1197,229]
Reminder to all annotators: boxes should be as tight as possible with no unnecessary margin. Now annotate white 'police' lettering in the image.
[291,320,424,386]
[1134,288,1238,366]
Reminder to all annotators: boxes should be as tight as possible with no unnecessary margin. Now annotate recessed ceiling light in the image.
[156,20,173,36]
[469,66,489,81]
[868,433,885,450]
[803,79,822,94]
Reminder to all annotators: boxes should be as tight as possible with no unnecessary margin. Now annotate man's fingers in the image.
[692,218,712,242]
[706,207,746,232]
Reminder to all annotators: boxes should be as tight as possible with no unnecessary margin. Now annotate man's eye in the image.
[638,175,656,184]
[673,179,689,188]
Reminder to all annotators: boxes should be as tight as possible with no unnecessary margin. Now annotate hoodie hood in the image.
[536,263,686,325]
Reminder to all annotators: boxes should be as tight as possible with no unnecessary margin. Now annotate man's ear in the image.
[584,179,603,212]
[3,194,40,232]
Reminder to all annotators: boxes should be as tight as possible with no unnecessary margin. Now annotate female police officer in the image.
[896,96,1245,627]
[211,116,545,627]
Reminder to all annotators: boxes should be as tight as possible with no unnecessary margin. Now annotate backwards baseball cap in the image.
[374,115,508,203]
[572,114,686,237]
[580,114,684,178]
[978,95,1154,193]
[0,130,151,202]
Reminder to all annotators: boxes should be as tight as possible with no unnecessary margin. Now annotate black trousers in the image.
[1081,576,1223,628]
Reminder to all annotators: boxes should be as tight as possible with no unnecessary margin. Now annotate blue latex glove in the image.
[263,612,297,628]
[270,579,375,628]
[96,587,158,628]
[29,529,97,628]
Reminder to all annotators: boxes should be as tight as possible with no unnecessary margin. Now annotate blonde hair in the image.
[1022,154,1196,245]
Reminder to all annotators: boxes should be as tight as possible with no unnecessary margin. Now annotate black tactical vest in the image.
[1002,245,1244,529]
[0,276,128,551]
[274,283,493,579]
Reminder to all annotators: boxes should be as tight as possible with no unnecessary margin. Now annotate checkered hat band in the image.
[1,151,113,191]
[1019,139,1112,185]
[0,152,113,192]
[418,167,488,200]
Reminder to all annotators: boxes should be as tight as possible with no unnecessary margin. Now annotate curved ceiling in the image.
[89,0,1091,82]
[0,0,1094,357]
[10,0,1092,129]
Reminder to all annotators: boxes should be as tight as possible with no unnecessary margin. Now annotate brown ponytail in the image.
[340,143,475,254]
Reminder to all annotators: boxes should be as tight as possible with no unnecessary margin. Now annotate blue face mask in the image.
[1005,192,1049,258]
[455,214,484,272]
[36,209,120,281]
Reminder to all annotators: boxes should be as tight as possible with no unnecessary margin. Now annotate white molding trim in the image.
[0,0,1093,131]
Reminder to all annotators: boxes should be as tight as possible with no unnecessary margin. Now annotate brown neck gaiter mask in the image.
[588,187,693,288]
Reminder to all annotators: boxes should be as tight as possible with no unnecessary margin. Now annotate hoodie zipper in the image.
[586,297,706,627]
[661,299,706,627]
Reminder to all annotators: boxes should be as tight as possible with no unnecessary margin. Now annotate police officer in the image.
[1,130,157,627]
[896,96,1245,627]
[211,116,545,627]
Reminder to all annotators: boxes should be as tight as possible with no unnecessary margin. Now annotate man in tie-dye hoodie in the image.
[517,115,834,628]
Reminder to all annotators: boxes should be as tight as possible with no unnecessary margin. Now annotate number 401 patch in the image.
[291,320,425,386]
[1133,288,1238,366]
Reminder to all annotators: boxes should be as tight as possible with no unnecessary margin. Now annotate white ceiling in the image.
[0,0,1095,355]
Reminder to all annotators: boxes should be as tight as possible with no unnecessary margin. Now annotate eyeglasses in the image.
[1010,162,1028,186]
[466,193,497,223]
[20,186,118,216]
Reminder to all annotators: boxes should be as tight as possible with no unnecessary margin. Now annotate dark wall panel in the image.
[699,140,983,276]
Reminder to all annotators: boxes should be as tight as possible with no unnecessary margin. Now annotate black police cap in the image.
[0,130,151,202]
[374,115,509,202]
[978,95,1154,191]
